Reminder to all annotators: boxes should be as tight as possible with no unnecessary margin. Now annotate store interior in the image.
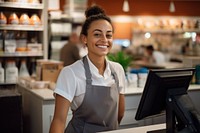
[1,0,200,133]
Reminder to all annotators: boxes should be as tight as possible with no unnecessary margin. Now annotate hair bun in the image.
[85,5,106,18]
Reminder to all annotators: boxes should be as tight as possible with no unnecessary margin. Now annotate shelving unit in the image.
[48,14,83,60]
[0,0,48,86]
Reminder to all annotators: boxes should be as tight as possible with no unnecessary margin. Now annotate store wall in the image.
[87,0,200,16]
[60,0,200,16]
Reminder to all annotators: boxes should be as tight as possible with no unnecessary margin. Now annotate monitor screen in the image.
[135,68,198,133]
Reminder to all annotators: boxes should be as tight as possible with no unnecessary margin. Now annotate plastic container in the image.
[5,60,18,83]
[16,32,27,51]
[4,32,16,53]
[127,73,138,88]
[19,60,30,78]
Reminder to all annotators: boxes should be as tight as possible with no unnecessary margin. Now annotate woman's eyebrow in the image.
[92,29,113,33]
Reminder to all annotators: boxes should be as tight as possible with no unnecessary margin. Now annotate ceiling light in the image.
[122,0,130,12]
[169,1,175,13]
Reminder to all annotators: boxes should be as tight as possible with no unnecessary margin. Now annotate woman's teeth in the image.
[97,45,107,48]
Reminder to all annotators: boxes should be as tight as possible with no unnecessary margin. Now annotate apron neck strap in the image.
[109,63,119,87]
[83,56,92,85]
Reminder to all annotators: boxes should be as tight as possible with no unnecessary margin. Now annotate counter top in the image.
[125,84,200,95]
[18,84,200,101]
[18,83,54,100]
[30,88,54,100]
[133,60,183,69]
[99,123,166,133]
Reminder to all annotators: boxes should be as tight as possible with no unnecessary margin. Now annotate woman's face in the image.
[83,20,113,58]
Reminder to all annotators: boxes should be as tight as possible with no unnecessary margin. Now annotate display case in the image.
[0,0,48,86]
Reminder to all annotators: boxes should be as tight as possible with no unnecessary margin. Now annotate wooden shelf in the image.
[0,24,44,31]
[0,51,43,57]
[0,1,43,9]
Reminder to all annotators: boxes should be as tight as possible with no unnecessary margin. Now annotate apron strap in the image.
[109,63,120,88]
[83,56,92,85]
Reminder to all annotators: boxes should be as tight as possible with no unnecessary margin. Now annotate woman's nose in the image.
[100,35,108,42]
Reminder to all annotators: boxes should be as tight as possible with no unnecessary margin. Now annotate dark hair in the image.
[81,5,114,36]
[146,45,154,51]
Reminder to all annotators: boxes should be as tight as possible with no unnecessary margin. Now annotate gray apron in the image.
[65,56,119,133]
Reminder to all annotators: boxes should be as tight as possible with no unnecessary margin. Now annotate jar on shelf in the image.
[30,14,41,25]
[5,60,18,83]
[16,31,27,51]
[19,13,30,25]
[4,31,16,53]
[8,12,19,25]
[28,0,39,4]
[0,12,7,24]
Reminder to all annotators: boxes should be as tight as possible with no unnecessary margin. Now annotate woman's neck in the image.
[88,55,106,76]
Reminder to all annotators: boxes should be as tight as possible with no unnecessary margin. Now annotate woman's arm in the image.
[49,94,71,133]
[118,94,125,124]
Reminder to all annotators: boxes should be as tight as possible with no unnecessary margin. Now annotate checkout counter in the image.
[17,83,200,133]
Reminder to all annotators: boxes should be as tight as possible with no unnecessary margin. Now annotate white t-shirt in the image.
[54,56,126,111]
[152,51,166,64]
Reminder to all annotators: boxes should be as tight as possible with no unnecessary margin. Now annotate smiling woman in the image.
[49,5,126,133]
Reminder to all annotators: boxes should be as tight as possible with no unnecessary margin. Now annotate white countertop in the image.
[19,84,200,101]
[125,84,200,95]
[99,123,166,133]
[133,60,183,69]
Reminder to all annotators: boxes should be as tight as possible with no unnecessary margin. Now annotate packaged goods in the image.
[30,14,41,25]
[19,13,30,25]
[19,60,30,78]
[36,60,63,82]
[8,13,19,25]
[4,32,16,53]
[16,32,27,51]
[28,0,39,3]
[5,60,18,83]
[0,12,7,24]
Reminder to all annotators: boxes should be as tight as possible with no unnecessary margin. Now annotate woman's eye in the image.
[94,33,101,37]
[106,34,113,39]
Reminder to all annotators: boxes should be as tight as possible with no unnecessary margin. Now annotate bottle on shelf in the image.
[0,61,4,83]
[4,31,17,53]
[16,31,27,52]
[30,58,36,78]
[5,60,18,83]
[19,59,30,78]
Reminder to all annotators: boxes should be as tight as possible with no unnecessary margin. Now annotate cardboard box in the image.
[36,59,63,82]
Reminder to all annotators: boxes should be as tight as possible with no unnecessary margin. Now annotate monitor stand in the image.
[147,129,166,133]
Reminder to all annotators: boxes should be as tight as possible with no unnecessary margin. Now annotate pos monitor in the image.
[135,68,200,133]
